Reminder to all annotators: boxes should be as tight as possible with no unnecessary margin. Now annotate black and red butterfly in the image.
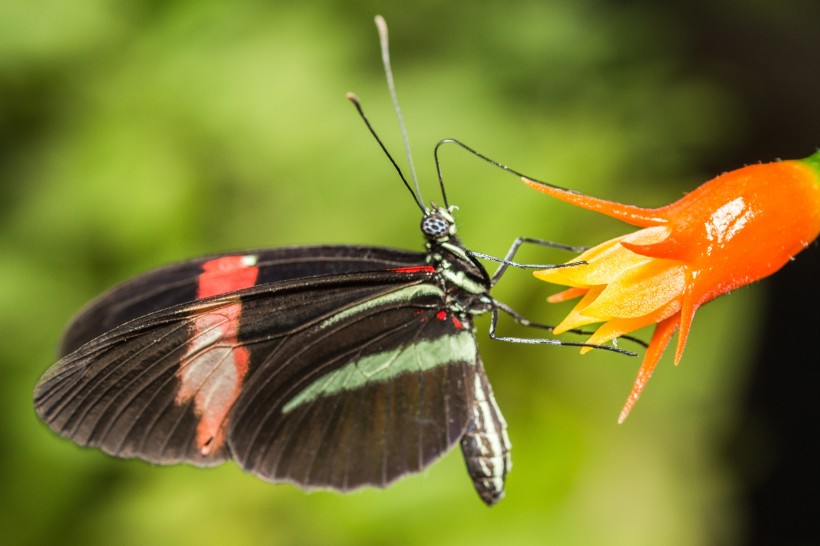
[33,17,633,506]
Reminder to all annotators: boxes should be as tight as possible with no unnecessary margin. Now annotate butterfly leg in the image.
[467,237,587,287]
[487,303,641,355]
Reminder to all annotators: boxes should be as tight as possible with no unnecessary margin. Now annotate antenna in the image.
[346,93,425,212]
[374,15,425,210]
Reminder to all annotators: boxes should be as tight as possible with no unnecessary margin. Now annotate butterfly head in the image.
[421,204,457,242]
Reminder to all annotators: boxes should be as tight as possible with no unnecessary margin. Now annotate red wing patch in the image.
[197,255,260,299]
[176,255,260,456]
[434,310,463,329]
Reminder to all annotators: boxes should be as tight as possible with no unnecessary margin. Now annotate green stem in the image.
[802,150,820,177]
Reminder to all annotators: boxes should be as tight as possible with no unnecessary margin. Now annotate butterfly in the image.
[33,16,633,506]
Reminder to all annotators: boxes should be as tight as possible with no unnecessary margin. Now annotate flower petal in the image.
[618,314,681,423]
[547,287,588,303]
[581,259,685,320]
[522,177,670,227]
[535,226,671,288]
[551,286,606,334]
[577,299,681,353]
[674,269,700,365]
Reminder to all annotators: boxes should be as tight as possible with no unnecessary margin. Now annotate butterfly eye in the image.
[421,213,453,239]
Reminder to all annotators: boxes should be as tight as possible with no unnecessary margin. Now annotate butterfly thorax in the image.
[421,206,494,319]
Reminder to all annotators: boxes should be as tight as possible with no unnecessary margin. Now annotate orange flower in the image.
[525,152,820,422]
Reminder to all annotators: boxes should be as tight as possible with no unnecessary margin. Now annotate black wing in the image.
[60,245,426,356]
[35,269,480,491]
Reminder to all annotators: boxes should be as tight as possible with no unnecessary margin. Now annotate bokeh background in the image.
[2,1,818,545]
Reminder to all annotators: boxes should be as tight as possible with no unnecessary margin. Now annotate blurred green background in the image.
[2,1,818,545]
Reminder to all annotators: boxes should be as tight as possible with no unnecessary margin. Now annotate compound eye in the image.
[421,214,451,239]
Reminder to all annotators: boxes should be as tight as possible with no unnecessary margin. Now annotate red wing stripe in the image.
[390,265,435,274]
[177,255,259,456]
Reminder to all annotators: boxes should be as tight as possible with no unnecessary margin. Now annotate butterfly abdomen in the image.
[460,366,512,506]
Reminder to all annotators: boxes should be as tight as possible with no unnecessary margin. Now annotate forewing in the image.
[60,245,425,356]
[35,269,478,489]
